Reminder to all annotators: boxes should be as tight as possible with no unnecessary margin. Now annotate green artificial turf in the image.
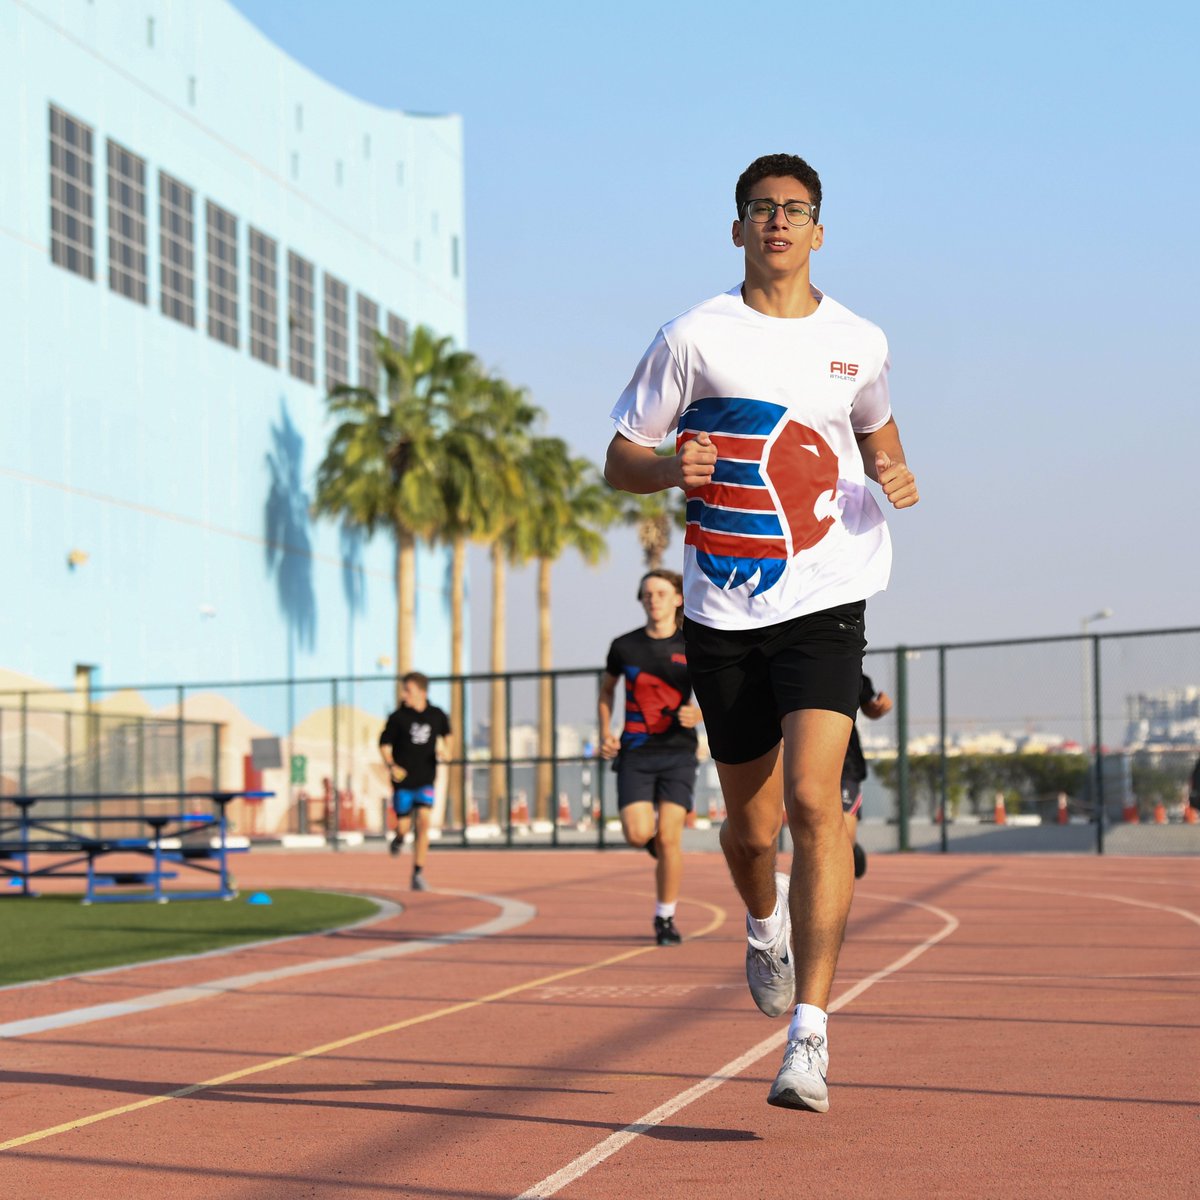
[0,889,380,985]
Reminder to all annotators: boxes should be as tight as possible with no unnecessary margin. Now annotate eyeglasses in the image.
[741,199,817,228]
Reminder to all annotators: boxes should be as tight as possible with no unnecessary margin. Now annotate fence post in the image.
[175,685,185,813]
[504,674,514,849]
[19,691,28,795]
[550,671,560,848]
[331,678,340,851]
[938,645,948,854]
[896,646,910,852]
[1093,636,1105,855]
[597,671,607,849]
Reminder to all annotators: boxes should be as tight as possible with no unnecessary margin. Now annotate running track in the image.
[1,851,1197,1199]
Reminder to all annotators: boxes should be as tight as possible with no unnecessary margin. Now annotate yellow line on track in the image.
[0,897,727,1153]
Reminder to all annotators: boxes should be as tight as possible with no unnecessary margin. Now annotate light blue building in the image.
[0,0,466,699]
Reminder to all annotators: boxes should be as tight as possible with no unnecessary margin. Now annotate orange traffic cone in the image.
[1153,802,1167,825]
[993,792,1007,825]
[1122,802,1139,823]
[511,791,530,825]
[557,793,572,825]
[1184,805,1198,825]
[1056,792,1069,825]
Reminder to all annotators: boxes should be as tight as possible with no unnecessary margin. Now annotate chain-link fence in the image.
[3,625,1197,854]
[0,694,221,839]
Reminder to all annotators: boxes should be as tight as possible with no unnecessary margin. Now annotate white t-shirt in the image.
[611,285,894,631]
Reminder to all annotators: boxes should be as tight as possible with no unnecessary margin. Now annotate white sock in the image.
[788,1003,828,1044]
[654,901,676,920]
[747,898,783,945]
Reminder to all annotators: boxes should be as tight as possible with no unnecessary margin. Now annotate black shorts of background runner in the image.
[616,749,697,813]
[684,600,866,765]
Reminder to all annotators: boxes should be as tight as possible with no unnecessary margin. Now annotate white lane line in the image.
[0,889,535,1039]
[515,893,959,1200]
[0,892,404,994]
[973,882,1200,928]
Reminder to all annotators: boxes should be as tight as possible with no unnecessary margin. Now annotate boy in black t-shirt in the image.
[599,570,701,945]
[379,671,451,891]
[840,674,892,879]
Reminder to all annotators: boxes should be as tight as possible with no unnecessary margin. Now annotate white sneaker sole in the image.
[767,1083,829,1114]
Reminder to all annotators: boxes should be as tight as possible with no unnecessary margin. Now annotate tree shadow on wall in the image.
[265,400,317,658]
[341,522,365,618]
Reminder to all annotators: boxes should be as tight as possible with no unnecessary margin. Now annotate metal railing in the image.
[2,624,1197,855]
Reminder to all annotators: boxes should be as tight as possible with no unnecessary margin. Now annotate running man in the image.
[605,153,918,1112]
[379,671,450,892]
[598,570,702,946]
[841,674,892,879]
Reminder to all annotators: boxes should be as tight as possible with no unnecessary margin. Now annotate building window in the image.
[324,272,349,391]
[106,139,147,303]
[248,228,278,367]
[159,171,195,326]
[205,200,238,347]
[387,312,408,354]
[356,294,379,390]
[287,251,315,383]
[49,105,96,280]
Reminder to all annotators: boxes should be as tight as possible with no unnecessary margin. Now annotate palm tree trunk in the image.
[396,530,416,701]
[536,557,553,821]
[449,536,467,826]
[489,541,507,816]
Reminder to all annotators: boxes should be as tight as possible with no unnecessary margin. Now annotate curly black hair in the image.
[735,154,822,222]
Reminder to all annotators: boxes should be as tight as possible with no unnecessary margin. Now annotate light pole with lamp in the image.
[1081,608,1112,845]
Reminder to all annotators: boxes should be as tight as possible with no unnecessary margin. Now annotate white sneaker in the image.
[745,871,794,1018]
[767,1033,829,1113]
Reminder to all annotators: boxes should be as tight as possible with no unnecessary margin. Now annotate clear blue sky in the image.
[232,0,1199,672]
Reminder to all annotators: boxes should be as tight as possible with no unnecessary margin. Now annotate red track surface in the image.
[1,851,1197,1199]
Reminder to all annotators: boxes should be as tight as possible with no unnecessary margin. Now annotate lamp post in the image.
[1081,608,1112,835]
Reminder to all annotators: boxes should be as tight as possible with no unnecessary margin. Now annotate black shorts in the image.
[840,779,864,816]
[684,601,866,765]
[615,750,697,813]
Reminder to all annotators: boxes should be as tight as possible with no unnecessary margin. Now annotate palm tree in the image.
[430,366,501,824]
[516,440,611,819]
[476,374,541,814]
[313,325,475,698]
[622,489,687,570]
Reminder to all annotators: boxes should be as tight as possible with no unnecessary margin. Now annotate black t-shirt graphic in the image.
[379,703,451,789]
[605,628,697,755]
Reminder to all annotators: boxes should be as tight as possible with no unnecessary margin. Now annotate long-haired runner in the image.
[598,569,702,945]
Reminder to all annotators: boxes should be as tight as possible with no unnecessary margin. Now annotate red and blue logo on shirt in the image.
[622,667,683,750]
[678,397,840,596]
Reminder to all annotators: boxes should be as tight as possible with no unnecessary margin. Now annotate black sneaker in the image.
[389,833,402,857]
[853,842,867,879]
[654,915,682,946]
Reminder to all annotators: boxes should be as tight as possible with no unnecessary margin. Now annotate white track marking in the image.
[0,889,535,1039]
[0,893,403,994]
[514,893,958,1200]
[973,882,1200,928]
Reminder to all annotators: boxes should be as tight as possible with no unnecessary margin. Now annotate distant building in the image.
[1,0,466,704]
[1125,687,1200,749]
